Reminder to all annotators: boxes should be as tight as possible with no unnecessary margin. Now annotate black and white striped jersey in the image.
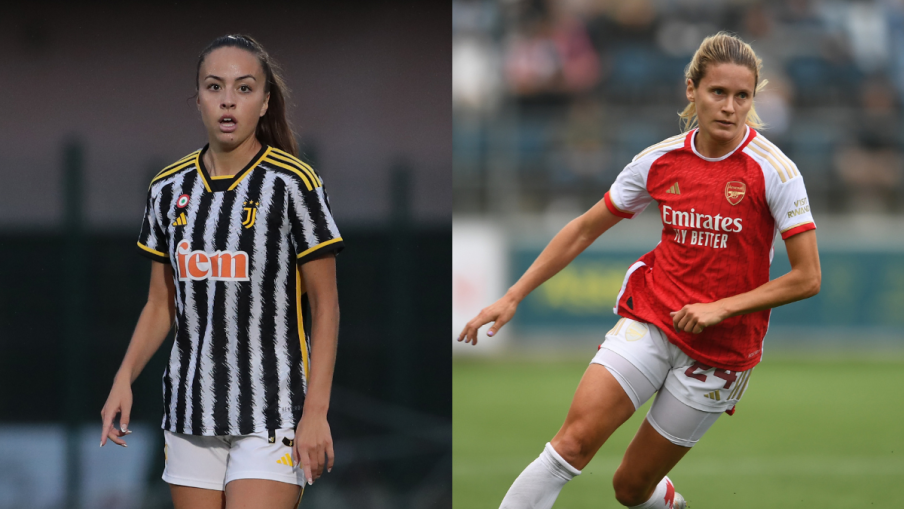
[136,144,343,436]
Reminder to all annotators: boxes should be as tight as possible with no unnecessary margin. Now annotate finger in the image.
[326,441,335,473]
[693,323,704,334]
[106,429,127,447]
[299,448,313,485]
[100,408,116,447]
[312,445,324,480]
[119,406,131,434]
[683,317,698,333]
[487,317,508,338]
[672,311,685,331]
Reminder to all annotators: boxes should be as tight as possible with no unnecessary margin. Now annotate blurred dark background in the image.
[453,0,904,215]
[0,2,450,508]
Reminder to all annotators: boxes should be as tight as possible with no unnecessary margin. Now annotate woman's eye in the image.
[739,93,748,99]
[240,85,251,92]
[208,84,220,91]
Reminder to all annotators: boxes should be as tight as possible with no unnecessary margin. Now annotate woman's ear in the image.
[260,92,270,118]
[685,79,695,103]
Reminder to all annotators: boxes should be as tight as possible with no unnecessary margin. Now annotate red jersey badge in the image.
[725,181,746,205]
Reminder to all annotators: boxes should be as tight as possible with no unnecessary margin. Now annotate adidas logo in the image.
[704,390,721,401]
[666,182,680,195]
[277,453,294,467]
[173,212,187,227]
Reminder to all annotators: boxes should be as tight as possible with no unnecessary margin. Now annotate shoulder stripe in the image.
[754,138,799,178]
[746,142,787,183]
[263,157,313,191]
[154,150,200,178]
[151,158,197,187]
[267,151,321,187]
[634,135,685,162]
[269,149,322,186]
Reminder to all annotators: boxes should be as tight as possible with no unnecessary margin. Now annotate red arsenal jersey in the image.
[604,127,815,371]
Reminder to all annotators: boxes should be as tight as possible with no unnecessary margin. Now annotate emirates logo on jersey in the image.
[176,241,250,281]
[725,181,746,205]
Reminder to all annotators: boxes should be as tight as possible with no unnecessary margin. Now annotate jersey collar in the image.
[196,144,271,192]
[689,125,755,162]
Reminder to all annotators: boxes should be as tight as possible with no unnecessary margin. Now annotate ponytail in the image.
[197,34,299,156]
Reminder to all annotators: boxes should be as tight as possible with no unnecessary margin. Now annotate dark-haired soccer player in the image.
[100,34,342,509]
[459,32,820,509]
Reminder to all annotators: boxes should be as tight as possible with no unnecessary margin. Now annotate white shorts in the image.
[591,318,754,446]
[162,428,306,491]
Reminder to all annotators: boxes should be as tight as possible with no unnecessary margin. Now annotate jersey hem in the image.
[604,192,635,219]
[297,238,344,264]
[780,222,816,239]
[614,311,762,372]
[137,242,169,263]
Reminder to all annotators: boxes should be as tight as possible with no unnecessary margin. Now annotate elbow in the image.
[804,271,821,299]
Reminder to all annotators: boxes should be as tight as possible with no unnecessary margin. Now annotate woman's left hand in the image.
[294,413,334,485]
[670,302,728,334]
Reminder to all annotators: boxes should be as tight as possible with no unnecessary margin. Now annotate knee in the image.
[612,469,653,507]
[549,433,592,470]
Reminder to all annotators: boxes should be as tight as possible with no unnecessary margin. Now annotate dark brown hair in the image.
[197,34,299,156]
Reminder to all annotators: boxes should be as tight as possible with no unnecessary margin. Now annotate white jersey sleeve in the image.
[743,136,816,239]
[605,134,685,218]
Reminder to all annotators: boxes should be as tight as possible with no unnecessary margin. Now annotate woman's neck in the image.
[694,126,747,159]
[206,137,262,177]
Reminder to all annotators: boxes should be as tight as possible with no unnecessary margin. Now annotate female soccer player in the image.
[99,35,343,509]
[458,32,820,509]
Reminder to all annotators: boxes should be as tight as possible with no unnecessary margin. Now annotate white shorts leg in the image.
[225,428,306,487]
[646,388,722,447]
[591,318,755,447]
[162,431,230,490]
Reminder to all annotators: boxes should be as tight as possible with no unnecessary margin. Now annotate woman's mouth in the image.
[716,120,734,126]
[219,116,237,133]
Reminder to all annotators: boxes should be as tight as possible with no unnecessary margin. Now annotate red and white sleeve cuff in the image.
[780,222,816,240]
[604,191,635,219]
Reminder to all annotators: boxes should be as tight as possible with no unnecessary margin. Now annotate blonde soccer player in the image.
[459,32,820,509]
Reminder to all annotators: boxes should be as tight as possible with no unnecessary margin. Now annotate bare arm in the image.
[671,229,821,333]
[458,198,624,344]
[100,261,175,446]
[295,253,339,484]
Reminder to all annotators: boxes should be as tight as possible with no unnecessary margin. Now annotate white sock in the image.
[499,443,581,509]
[628,476,678,509]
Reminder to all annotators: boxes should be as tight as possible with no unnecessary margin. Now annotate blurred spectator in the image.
[503,10,600,99]
[454,0,904,216]
[549,96,609,180]
[834,76,904,212]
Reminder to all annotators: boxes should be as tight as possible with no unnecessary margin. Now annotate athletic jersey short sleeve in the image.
[286,178,344,264]
[605,128,816,372]
[605,133,685,219]
[135,145,343,436]
[742,139,815,239]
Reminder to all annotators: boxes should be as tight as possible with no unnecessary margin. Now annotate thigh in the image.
[550,363,636,469]
[171,485,226,509]
[225,479,302,509]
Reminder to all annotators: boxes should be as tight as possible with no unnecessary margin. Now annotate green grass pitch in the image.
[454,353,904,508]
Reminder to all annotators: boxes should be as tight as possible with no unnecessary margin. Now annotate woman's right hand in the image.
[100,375,133,447]
[457,294,519,346]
